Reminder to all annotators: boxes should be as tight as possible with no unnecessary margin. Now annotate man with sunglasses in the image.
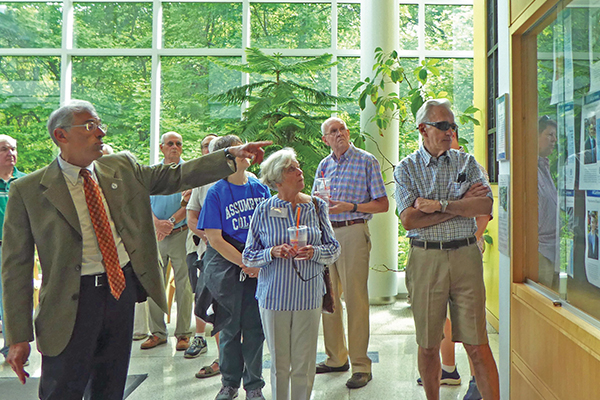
[394,99,499,400]
[140,131,195,352]
[1,99,271,399]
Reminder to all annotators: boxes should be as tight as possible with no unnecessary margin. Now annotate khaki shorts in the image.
[406,243,488,349]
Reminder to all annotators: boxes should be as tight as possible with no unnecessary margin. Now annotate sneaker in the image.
[463,377,483,400]
[184,336,208,358]
[417,367,461,386]
[245,388,265,400]
[140,335,167,350]
[215,386,238,400]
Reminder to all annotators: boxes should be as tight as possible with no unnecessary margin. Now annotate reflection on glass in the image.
[533,4,600,318]
[74,3,152,48]
[163,3,242,49]
[337,3,360,49]
[0,3,63,48]
[250,3,330,49]
[0,56,60,172]
[72,56,152,164]
[399,4,418,51]
[537,116,559,290]
[425,5,473,51]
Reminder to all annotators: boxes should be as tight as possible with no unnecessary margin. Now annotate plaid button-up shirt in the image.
[312,144,387,222]
[394,145,492,241]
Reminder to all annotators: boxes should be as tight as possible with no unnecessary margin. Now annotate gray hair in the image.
[160,131,182,144]
[47,99,98,145]
[211,135,242,151]
[321,117,348,136]
[0,134,17,148]
[260,147,298,191]
[415,98,453,125]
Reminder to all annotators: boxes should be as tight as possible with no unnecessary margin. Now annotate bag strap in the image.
[311,196,325,234]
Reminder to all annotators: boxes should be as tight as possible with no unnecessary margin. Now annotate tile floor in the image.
[0,298,499,400]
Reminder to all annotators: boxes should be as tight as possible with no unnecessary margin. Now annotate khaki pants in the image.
[322,223,372,374]
[406,243,488,348]
[148,229,193,338]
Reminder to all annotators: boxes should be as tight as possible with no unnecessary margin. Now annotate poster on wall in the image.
[496,94,508,160]
[585,191,600,288]
[498,174,510,257]
[578,92,600,189]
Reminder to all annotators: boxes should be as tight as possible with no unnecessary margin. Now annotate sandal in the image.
[195,359,220,379]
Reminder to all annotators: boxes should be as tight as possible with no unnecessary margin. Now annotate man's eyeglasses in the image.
[325,127,347,136]
[70,121,108,133]
[423,121,458,134]
[165,141,183,147]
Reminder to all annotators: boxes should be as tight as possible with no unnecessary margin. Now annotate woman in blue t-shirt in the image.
[196,135,271,400]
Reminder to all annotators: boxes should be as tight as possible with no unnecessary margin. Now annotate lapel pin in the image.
[111,183,118,189]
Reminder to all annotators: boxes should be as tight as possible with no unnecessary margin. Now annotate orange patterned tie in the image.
[80,169,126,299]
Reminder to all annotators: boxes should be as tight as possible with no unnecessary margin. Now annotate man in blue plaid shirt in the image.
[312,117,388,389]
[394,99,499,400]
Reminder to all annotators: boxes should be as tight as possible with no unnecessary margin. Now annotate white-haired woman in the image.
[243,148,341,400]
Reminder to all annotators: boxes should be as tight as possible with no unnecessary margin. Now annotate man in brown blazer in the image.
[1,99,269,399]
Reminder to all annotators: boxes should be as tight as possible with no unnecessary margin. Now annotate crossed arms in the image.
[399,183,492,231]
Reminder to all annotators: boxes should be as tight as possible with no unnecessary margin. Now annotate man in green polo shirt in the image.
[0,134,26,359]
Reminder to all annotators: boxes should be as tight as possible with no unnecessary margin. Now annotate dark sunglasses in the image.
[423,121,458,134]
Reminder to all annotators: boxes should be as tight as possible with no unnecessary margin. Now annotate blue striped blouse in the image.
[242,195,341,311]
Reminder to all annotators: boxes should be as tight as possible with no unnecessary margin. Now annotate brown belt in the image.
[331,219,366,228]
[170,225,188,235]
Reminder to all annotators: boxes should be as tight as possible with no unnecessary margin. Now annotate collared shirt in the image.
[185,182,214,256]
[538,156,557,262]
[394,145,493,241]
[0,166,26,240]
[150,158,186,229]
[243,195,341,311]
[58,156,130,276]
[312,144,387,222]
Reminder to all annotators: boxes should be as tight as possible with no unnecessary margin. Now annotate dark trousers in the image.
[219,278,265,391]
[39,265,137,400]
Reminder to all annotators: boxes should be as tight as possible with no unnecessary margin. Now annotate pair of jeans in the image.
[219,278,265,391]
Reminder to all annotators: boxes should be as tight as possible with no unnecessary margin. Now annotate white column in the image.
[361,0,400,303]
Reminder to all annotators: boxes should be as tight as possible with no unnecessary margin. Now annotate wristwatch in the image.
[168,217,176,224]
[439,200,449,213]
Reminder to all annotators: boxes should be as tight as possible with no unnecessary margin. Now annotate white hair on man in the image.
[0,134,17,147]
[415,98,453,126]
[321,117,348,136]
